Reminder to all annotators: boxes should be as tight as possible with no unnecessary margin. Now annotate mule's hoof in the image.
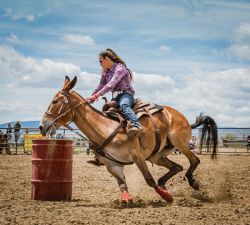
[155,186,173,202]
[191,180,200,190]
[121,191,133,204]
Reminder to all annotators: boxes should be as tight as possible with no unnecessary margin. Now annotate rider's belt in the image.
[112,91,127,99]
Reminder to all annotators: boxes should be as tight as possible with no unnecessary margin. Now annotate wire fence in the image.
[0,127,249,155]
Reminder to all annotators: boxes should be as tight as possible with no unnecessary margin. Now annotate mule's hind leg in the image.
[105,162,132,203]
[184,152,200,190]
[173,141,200,190]
[152,149,183,189]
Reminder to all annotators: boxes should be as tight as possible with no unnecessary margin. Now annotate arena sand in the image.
[0,154,249,225]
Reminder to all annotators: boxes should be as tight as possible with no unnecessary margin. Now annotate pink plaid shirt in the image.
[93,63,135,96]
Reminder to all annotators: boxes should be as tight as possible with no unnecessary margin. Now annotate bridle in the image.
[45,90,87,137]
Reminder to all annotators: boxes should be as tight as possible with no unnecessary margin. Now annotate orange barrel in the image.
[31,139,73,201]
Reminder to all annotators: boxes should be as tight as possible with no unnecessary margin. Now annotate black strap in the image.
[91,124,134,165]
[98,124,122,150]
[94,147,133,165]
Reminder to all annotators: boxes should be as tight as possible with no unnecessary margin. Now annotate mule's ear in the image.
[63,76,77,91]
[65,76,70,82]
[68,76,77,90]
[63,76,71,89]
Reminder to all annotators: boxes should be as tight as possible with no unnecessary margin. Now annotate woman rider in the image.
[87,48,143,137]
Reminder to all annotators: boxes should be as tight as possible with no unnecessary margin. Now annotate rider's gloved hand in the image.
[86,93,100,103]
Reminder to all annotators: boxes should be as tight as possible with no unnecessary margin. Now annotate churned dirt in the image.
[0,153,249,225]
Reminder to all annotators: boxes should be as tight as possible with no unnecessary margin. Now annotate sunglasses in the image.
[99,59,105,65]
[99,57,106,65]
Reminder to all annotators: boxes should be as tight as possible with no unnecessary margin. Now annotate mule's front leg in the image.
[105,163,132,204]
[129,138,173,202]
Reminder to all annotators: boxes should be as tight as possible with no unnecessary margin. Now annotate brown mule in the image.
[39,76,218,203]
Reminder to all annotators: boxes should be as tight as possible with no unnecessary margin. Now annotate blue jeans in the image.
[115,93,141,128]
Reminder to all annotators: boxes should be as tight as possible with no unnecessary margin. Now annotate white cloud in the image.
[235,22,250,39]
[3,8,13,18]
[229,44,250,60]
[61,34,96,46]
[177,68,250,124]
[159,45,171,52]
[229,22,250,60]
[0,45,100,123]
[78,71,100,90]
[0,45,250,127]
[2,7,47,22]
[133,68,250,127]
[238,105,250,113]
[0,100,21,114]
[6,33,21,44]
[25,14,35,21]
[0,45,99,90]
[133,72,175,98]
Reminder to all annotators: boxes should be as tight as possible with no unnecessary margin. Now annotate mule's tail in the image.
[191,113,218,158]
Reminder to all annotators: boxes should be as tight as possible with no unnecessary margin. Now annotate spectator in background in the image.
[189,138,195,150]
[192,136,198,148]
[86,142,91,155]
[7,123,12,140]
[56,133,64,139]
[247,135,250,151]
[189,136,198,154]
[14,121,21,143]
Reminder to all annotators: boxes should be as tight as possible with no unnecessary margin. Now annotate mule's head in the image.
[39,76,78,136]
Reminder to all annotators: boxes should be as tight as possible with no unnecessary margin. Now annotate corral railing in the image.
[0,128,89,155]
[0,127,249,155]
[190,128,250,154]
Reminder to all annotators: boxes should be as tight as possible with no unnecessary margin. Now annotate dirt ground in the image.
[0,153,249,225]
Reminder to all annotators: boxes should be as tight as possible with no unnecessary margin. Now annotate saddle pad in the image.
[136,104,163,120]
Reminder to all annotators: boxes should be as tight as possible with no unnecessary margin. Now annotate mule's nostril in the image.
[39,126,43,131]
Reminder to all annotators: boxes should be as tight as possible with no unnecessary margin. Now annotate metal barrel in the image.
[31,139,73,201]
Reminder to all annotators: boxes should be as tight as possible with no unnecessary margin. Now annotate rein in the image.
[49,101,86,127]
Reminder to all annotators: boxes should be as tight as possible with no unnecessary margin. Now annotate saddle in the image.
[102,97,163,123]
[89,98,163,165]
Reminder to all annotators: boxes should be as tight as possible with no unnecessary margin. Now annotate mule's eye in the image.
[52,100,58,104]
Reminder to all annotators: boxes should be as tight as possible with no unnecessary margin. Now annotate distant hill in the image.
[0,121,40,129]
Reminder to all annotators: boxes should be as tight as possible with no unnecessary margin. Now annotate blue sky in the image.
[0,0,250,127]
